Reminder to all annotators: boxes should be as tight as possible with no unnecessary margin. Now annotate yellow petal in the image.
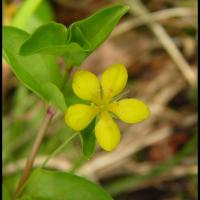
[101,64,128,103]
[72,70,101,104]
[108,98,150,123]
[95,112,120,151]
[65,104,98,131]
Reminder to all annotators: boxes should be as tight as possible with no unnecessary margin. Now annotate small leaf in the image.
[19,4,129,66]
[19,169,113,200]
[80,120,96,159]
[2,184,10,200]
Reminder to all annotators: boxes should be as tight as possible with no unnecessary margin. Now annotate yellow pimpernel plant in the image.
[65,64,150,151]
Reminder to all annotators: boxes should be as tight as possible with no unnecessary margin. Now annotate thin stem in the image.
[15,107,55,197]
[61,66,73,91]
[42,132,79,168]
[41,132,79,167]
[15,62,73,197]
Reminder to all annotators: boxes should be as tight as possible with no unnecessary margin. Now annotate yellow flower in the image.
[65,64,150,151]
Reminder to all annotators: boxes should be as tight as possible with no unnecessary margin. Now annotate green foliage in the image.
[3,4,128,111]
[64,80,89,105]
[80,120,96,159]
[2,184,10,200]
[42,82,67,111]
[3,5,129,198]
[18,169,113,200]
[19,4,129,66]
[12,0,43,28]
[20,22,68,55]
[25,0,54,32]
[11,0,53,32]
[2,26,66,111]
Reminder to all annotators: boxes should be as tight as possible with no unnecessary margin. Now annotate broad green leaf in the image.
[2,184,10,200]
[19,169,113,200]
[19,23,85,67]
[42,82,67,112]
[67,4,129,50]
[3,26,65,111]
[65,3,129,66]
[80,120,96,159]
[19,4,129,66]
[41,54,63,88]
[20,22,68,55]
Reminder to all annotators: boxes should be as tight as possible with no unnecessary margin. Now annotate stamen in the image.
[113,89,129,101]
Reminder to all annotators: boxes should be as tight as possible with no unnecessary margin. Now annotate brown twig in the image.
[15,107,55,197]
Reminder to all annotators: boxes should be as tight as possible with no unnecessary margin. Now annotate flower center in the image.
[99,103,108,112]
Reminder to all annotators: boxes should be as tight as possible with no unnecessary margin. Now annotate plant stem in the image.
[15,107,55,197]
[15,63,73,197]
[61,65,73,91]
[42,132,79,167]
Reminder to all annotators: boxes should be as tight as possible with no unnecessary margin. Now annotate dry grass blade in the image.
[112,7,196,37]
[126,0,197,87]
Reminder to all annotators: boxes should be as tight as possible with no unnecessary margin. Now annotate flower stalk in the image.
[41,132,79,168]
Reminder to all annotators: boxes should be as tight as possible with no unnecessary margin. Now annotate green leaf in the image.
[2,184,10,200]
[20,22,68,55]
[19,4,129,66]
[67,4,129,50]
[19,169,113,200]
[42,82,67,112]
[3,26,65,111]
[80,120,96,159]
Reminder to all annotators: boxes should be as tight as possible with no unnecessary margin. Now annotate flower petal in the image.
[95,112,120,151]
[65,104,98,131]
[101,64,128,103]
[108,98,150,123]
[72,70,101,104]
